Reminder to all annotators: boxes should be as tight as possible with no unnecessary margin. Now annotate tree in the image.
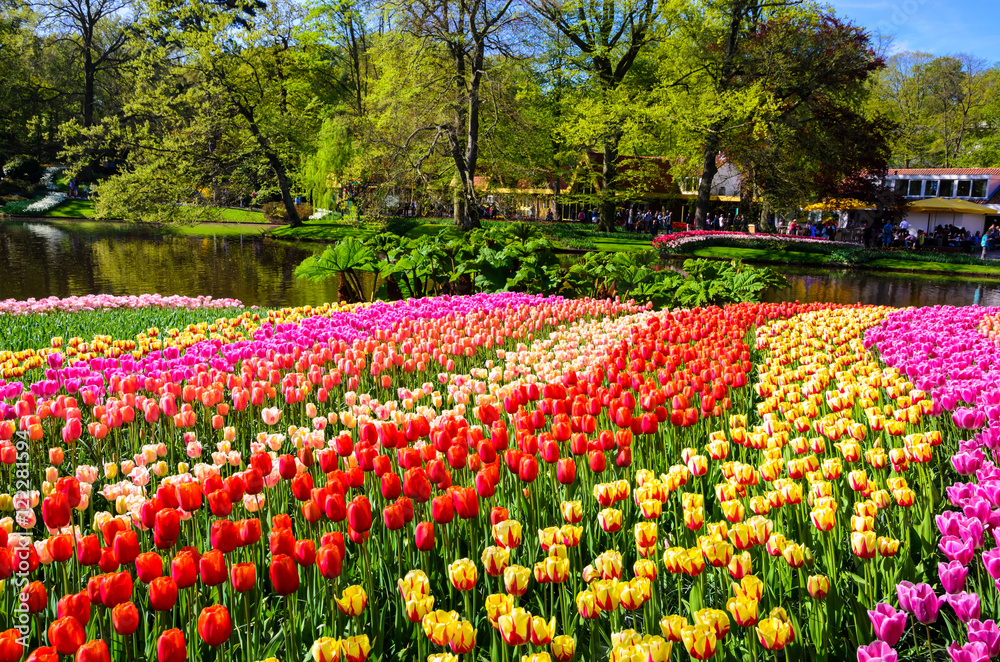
[131,0,320,225]
[719,13,891,211]
[32,0,129,127]
[529,0,666,231]
[868,52,935,167]
[376,0,520,231]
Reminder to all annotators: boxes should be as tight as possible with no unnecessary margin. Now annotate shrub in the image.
[3,155,43,183]
[262,202,313,224]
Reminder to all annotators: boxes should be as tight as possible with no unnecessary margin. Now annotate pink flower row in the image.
[0,294,245,316]
[651,230,855,251]
[860,307,1000,662]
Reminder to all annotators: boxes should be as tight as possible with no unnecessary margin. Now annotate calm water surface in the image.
[3,220,1000,307]
[0,220,339,307]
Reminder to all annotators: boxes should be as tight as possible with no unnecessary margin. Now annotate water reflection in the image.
[766,267,1000,307]
[3,220,999,308]
[0,220,339,307]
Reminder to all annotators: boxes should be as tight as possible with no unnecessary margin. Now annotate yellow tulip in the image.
[551,634,576,661]
[335,585,368,617]
[680,624,717,660]
[498,607,532,646]
[448,558,478,591]
[311,637,341,662]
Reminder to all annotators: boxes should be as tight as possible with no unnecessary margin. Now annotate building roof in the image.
[888,168,1000,176]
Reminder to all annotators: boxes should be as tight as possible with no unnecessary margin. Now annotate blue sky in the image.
[825,0,1000,63]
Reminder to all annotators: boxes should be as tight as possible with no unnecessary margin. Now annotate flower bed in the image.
[0,295,244,316]
[652,231,857,253]
[0,297,986,662]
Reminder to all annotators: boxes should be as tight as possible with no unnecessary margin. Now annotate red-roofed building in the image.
[885,168,1000,234]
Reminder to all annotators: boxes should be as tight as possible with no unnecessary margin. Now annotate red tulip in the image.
[475,471,496,498]
[293,540,316,567]
[48,617,85,655]
[24,647,58,662]
[381,473,401,500]
[453,487,479,519]
[228,563,255,593]
[317,545,343,579]
[324,492,347,522]
[518,455,539,483]
[149,577,178,612]
[588,450,606,474]
[278,454,297,480]
[269,528,295,557]
[238,518,261,546]
[156,629,186,662]
[291,473,313,502]
[99,572,132,608]
[198,605,231,647]
[176,482,203,511]
[56,592,91,627]
[431,495,454,524]
[415,521,435,551]
[269,554,300,595]
[74,534,100,566]
[402,468,432,503]
[210,520,238,554]
[272,514,293,530]
[199,550,227,587]
[170,553,197,589]
[111,602,138,636]
[46,534,73,563]
[42,493,71,529]
[113,530,140,566]
[153,508,180,543]
[207,490,232,517]
[0,629,24,662]
[86,576,104,607]
[383,504,405,530]
[97,546,118,574]
[75,639,111,662]
[347,496,373,533]
[556,458,576,485]
[135,551,163,584]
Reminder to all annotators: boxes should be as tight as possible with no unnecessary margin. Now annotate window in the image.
[925,180,939,196]
[894,180,908,194]
[957,181,972,197]
[972,180,987,198]
[908,180,923,196]
[940,180,954,197]
[717,187,726,196]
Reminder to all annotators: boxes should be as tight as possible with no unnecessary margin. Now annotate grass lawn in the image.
[867,258,1000,276]
[689,245,1000,278]
[690,246,831,265]
[41,199,267,223]
[43,199,96,218]
[171,222,273,237]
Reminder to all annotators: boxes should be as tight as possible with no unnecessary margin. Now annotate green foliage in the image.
[293,237,376,302]
[3,154,43,182]
[293,229,786,307]
[262,202,313,224]
[675,258,786,306]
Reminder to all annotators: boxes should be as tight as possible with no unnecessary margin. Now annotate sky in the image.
[824,0,1000,64]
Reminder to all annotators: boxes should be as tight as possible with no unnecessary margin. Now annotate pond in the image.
[0,220,338,307]
[2,219,1000,307]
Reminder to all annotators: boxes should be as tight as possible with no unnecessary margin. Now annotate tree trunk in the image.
[235,102,301,227]
[694,126,722,230]
[597,135,618,232]
[83,46,95,127]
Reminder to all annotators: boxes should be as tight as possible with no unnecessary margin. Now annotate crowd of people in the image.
[860,220,999,257]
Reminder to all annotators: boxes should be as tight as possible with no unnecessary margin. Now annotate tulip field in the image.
[2,294,1000,662]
